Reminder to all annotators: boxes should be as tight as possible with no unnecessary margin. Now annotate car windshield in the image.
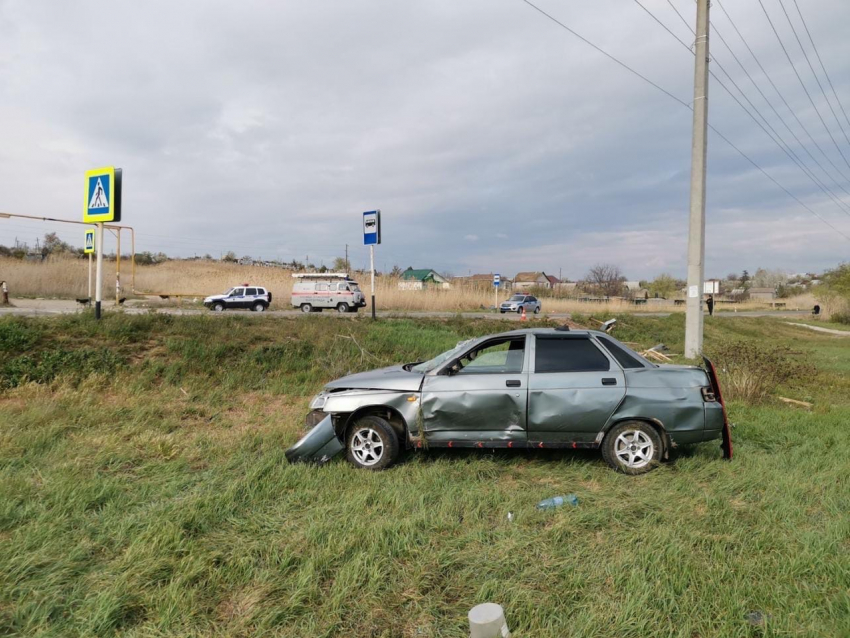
[409,339,474,373]
[508,295,524,302]
[223,288,235,296]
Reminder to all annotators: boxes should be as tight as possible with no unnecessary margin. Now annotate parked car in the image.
[500,294,541,314]
[203,285,271,312]
[291,273,367,313]
[285,327,732,473]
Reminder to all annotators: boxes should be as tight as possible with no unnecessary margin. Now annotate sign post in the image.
[84,229,95,300]
[363,210,381,320]
[493,273,501,313]
[84,166,122,319]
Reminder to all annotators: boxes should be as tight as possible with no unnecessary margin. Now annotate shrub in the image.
[707,340,815,403]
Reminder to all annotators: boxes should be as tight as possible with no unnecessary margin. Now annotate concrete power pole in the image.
[685,0,710,359]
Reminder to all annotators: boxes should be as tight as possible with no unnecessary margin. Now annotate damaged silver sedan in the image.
[285,328,732,474]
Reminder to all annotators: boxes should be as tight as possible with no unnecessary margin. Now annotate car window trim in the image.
[532,334,616,374]
[436,335,528,376]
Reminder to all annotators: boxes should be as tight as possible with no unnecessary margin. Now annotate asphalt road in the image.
[0,298,815,320]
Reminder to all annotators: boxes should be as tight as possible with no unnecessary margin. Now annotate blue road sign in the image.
[493,273,501,287]
[84,229,95,254]
[83,166,122,223]
[363,210,381,245]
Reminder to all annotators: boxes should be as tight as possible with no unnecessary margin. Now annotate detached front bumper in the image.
[284,414,345,465]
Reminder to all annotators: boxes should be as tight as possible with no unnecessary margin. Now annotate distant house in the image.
[399,268,451,290]
[624,281,641,292]
[748,287,776,301]
[514,272,555,290]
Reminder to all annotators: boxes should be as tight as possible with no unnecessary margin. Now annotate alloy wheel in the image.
[614,430,654,469]
[350,428,384,466]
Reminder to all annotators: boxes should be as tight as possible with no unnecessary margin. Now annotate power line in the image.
[714,0,850,186]
[777,0,850,153]
[709,15,850,205]
[515,0,850,241]
[633,0,850,217]
[756,0,850,175]
[792,0,850,134]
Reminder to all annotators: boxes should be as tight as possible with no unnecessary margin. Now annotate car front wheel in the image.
[601,421,662,474]
[345,415,400,470]
[534,306,540,314]
[212,302,225,312]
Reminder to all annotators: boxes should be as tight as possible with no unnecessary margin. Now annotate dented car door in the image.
[527,334,625,443]
[420,335,529,444]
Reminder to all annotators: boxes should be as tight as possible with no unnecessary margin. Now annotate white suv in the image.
[204,285,272,312]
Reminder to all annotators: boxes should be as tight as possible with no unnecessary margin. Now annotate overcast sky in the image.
[1,0,849,280]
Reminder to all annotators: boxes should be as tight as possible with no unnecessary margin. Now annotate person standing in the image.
[1,280,8,305]
[706,294,715,316]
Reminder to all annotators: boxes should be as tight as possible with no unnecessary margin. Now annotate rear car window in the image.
[246,288,257,296]
[535,337,610,373]
[596,336,645,369]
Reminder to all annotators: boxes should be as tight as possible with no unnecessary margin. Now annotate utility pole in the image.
[685,0,710,359]
[345,243,349,272]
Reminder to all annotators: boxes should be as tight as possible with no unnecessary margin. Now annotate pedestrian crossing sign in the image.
[83,166,122,223]
[84,229,95,254]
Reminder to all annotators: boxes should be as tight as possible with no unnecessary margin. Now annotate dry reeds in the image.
[0,256,818,313]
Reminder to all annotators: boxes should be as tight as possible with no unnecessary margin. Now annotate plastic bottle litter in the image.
[536,494,579,510]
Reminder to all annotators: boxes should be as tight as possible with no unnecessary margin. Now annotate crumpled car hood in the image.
[325,365,424,392]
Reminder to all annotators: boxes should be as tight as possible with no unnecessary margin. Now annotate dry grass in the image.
[0,256,817,313]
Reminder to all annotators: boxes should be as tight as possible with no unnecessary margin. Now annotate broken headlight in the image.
[309,392,328,410]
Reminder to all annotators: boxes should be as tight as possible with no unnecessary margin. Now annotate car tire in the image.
[345,415,400,471]
[252,302,266,312]
[601,421,663,475]
[517,308,522,314]
[337,302,349,313]
[534,306,540,314]
[212,303,225,312]
[300,304,313,313]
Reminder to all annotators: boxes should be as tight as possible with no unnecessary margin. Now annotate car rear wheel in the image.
[337,302,349,313]
[601,421,662,474]
[212,302,225,312]
[252,302,266,312]
[345,415,400,470]
[300,303,312,313]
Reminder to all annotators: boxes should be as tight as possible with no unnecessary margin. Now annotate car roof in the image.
[487,327,602,338]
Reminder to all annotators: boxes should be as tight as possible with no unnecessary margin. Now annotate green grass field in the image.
[1,313,848,637]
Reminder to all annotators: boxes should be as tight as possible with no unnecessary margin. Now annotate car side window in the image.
[450,337,525,375]
[316,284,329,292]
[596,336,645,369]
[232,288,245,297]
[246,288,257,296]
[534,337,610,373]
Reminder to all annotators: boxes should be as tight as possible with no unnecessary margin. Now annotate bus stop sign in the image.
[363,210,381,245]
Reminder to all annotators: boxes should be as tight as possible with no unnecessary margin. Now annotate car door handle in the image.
[601,378,617,386]
[506,380,521,387]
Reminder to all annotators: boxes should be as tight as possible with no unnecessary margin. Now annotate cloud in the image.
[1,0,848,278]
